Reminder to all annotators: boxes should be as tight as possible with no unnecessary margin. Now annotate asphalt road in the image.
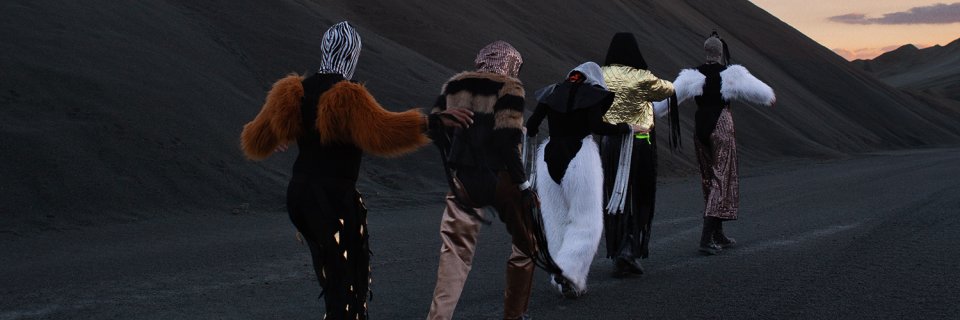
[3,147,959,319]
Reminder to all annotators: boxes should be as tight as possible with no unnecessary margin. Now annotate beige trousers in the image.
[427,193,535,320]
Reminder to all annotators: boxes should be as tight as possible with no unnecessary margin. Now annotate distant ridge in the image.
[852,37,960,101]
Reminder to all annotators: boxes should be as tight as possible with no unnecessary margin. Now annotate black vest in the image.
[292,73,363,181]
[694,63,728,146]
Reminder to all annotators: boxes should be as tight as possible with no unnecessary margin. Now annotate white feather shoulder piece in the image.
[720,65,775,106]
[653,68,704,117]
[673,68,706,103]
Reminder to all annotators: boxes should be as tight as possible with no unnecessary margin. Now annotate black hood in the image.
[604,32,648,70]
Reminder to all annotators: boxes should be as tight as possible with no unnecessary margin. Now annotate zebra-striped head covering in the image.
[318,21,362,80]
[475,41,523,78]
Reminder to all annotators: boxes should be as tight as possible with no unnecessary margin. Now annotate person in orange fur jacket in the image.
[240,21,471,320]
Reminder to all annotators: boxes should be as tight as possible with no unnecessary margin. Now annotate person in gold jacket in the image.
[600,32,675,275]
[240,21,471,319]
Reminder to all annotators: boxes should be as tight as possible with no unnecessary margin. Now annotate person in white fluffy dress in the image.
[654,31,776,255]
[525,62,641,298]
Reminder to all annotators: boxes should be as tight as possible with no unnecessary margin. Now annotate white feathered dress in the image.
[655,63,775,220]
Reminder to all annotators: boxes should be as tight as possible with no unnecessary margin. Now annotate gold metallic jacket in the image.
[601,65,675,131]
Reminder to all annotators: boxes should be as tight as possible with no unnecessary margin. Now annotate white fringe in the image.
[604,131,634,215]
[523,134,538,187]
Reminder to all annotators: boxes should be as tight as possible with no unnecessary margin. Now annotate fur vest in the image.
[433,71,527,184]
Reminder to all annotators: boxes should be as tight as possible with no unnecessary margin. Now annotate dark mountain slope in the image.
[1,0,958,232]
[853,38,960,101]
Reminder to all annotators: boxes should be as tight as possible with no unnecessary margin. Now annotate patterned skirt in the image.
[695,108,739,220]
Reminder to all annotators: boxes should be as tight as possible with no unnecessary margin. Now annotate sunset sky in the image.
[749,1,960,60]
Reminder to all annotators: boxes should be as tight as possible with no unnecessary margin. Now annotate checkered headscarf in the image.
[475,41,523,78]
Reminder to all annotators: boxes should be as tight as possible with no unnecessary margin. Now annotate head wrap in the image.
[704,31,730,64]
[604,32,648,69]
[475,41,523,78]
[535,61,609,103]
[569,61,608,90]
[318,21,362,80]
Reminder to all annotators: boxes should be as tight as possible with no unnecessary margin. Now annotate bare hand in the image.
[274,143,289,153]
[437,108,475,129]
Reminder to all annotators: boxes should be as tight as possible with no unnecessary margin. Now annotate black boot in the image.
[552,274,582,299]
[713,220,737,248]
[614,256,644,276]
[699,217,722,255]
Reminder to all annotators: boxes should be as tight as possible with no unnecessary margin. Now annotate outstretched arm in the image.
[428,94,474,134]
[240,74,304,160]
[524,102,548,137]
[654,69,705,118]
[641,70,676,102]
[316,81,431,157]
[720,65,776,106]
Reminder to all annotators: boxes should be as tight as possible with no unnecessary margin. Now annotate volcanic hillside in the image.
[853,38,960,101]
[2,0,959,232]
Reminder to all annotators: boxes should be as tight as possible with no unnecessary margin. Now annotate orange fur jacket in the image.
[241,74,430,160]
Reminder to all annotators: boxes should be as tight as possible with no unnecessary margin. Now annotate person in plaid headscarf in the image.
[425,41,542,320]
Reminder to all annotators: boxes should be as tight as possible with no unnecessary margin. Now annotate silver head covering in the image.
[475,41,523,78]
[318,21,362,80]
[704,36,724,63]
[569,61,608,90]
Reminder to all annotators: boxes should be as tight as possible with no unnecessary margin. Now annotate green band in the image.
[634,133,651,143]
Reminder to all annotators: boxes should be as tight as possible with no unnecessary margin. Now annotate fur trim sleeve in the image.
[673,68,706,104]
[492,94,526,183]
[494,78,525,130]
[499,78,525,98]
[720,65,775,106]
[493,94,525,130]
[316,81,430,157]
[494,79,526,183]
[240,74,304,160]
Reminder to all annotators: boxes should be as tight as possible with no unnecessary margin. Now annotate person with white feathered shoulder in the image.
[653,31,775,256]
